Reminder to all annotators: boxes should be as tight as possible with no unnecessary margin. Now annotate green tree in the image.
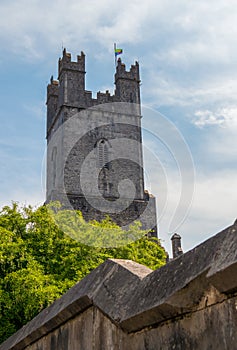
[0,202,166,343]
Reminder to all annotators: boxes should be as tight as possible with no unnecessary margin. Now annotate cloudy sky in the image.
[0,0,236,255]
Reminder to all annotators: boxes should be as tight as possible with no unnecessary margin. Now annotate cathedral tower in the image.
[46,49,157,236]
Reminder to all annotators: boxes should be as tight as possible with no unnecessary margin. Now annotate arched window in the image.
[96,139,112,197]
[97,139,109,169]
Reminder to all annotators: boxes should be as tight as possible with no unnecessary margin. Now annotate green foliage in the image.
[48,202,146,248]
[0,202,166,343]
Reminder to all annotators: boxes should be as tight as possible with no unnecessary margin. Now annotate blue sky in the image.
[0,0,237,255]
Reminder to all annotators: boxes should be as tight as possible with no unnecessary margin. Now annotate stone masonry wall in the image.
[1,220,237,350]
[45,51,156,233]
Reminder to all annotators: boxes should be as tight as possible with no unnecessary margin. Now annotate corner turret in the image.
[58,49,86,108]
[46,76,59,134]
[114,58,141,104]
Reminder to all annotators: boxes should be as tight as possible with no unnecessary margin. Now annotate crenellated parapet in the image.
[115,58,140,83]
[96,90,114,104]
[46,76,59,133]
[58,49,85,75]
[46,49,141,116]
[46,50,142,136]
[114,58,141,104]
[47,76,59,98]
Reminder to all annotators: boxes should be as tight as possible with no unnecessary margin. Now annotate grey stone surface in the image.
[1,220,237,349]
[46,50,157,235]
[171,232,183,259]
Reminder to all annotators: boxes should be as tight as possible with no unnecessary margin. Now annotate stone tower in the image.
[46,49,157,236]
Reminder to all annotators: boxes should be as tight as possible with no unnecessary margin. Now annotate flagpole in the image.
[114,43,116,67]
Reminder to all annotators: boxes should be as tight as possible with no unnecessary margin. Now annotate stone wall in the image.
[45,50,158,234]
[1,220,237,350]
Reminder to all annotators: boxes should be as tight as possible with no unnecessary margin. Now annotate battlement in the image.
[115,58,140,83]
[58,48,85,75]
[46,50,141,131]
[96,90,114,104]
[50,75,59,85]
[46,76,59,100]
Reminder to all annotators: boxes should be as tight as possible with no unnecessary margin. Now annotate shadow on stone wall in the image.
[1,219,237,350]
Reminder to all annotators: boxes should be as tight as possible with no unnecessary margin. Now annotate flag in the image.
[114,43,123,66]
[114,48,123,57]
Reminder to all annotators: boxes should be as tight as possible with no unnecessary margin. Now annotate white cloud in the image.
[158,169,237,256]
[191,106,237,162]
[0,0,154,59]
[193,106,237,128]
[143,73,237,108]
[156,1,237,66]
[1,0,237,63]
[141,107,236,257]
[0,190,44,210]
